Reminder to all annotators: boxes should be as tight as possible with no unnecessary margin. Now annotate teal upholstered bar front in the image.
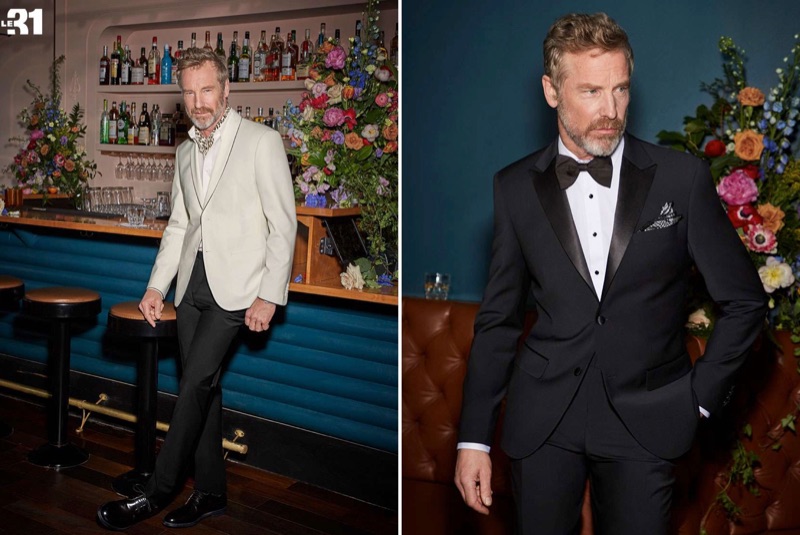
[0,225,397,453]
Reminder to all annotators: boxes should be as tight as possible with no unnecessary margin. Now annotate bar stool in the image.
[23,287,101,469]
[107,301,177,497]
[0,275,24,439]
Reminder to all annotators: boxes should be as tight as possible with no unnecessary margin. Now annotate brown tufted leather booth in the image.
[402,297,800,535]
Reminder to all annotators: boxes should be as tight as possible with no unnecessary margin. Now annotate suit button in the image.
[573,367,582,376]
[596,315,606,325]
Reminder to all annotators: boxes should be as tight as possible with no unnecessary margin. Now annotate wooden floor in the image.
[0,395,397,534]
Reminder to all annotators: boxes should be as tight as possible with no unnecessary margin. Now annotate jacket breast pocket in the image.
[645,352,692,391]
[517,344,549,379]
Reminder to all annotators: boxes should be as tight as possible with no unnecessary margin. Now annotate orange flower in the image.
[734,130,764,161]
[757,203,785,233]
[319,42,334,54]
[40,144,50,155]
[309,68,321,81]
[323,73,336,87]
[301,153,311,166]
[64,160,76,172]
[383,141,398,153]
[52,170,61,178]
[30,115,39,126]
[738,87,766,107]
[310,126,323,139]
[342,85,355,100]
[382,122,398,141]
[344,132,364,150]
[70,126,79,133]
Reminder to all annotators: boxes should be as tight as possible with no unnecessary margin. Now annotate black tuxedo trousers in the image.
[145,253,246,498]
[511,364,675,535]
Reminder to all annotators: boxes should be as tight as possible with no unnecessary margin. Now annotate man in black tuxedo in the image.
[454,12,767,534]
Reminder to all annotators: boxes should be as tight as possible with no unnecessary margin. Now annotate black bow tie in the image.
[555,155,613,189]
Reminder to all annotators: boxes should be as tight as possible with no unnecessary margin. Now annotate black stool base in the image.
[112,469,152,498]
[0,421,12,439]
[28,442,89,469]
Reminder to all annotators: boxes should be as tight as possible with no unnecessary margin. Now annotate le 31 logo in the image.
[2,9,43,35]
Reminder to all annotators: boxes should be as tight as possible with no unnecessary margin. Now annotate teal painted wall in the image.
[402,0,800,301]
[0,226,398,452]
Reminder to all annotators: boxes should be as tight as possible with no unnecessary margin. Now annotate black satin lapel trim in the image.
[532,162,594,293]
[601,157,656,301]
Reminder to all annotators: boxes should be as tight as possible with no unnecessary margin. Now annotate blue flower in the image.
[773,102,784,113]
[777,120,787,130]
[759,119,768,130]
[765,101,772,111]
[377,273,393,286]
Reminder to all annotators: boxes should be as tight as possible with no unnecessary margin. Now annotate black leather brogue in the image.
[162,490,227,528]
[96,492,165,530]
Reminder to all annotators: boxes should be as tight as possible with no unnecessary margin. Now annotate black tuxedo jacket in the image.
[459,135,767,460]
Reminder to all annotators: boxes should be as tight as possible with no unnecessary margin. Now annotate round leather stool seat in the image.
[23,287,101,318]
[107,300,177,497]
[0,275,24,308]
[108,301,177,338]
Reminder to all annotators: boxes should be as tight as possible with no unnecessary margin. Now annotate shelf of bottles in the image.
[96,81,306,94]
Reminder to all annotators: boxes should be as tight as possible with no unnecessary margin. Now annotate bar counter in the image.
[0,207,398,305]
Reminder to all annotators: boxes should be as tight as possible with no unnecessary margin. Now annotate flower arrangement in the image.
[658,34,800,333]
[5,55,97,205]
[287,0,398,276]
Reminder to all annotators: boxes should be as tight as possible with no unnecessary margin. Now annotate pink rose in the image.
[374,65,392,82]
[54,153,65,168]
[375,93,390,107]
[745,224,777,253]
[323,108,345,127]
[30,129,44,140]
[325,46,347,70]
[717,169,759,206]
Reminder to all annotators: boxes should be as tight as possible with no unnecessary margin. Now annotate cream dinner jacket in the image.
[147,110,297,310]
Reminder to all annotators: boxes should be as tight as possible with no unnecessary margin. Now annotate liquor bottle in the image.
[109,35,122,85]
[236,105,243,115]
[333,29,340,45]
[148,37,160,85]
[253,30,267,82]
[160,112,175,146]
[203,31,213,51]
[138,46,148,81]
[99,45,110,85]
[116,101,129,145]
[245,106,252,120]
[266,107,275,129]
[280,30,298,81]
[354,20,362,43]
[228,31,239,82]
[317,23,326,48]
[274,109,285,137]
[390,22,398,66]
[108,101,119,143]
[100,99,110,143]
[190,32,197,49]
[138,102,151,146]
[297,29,313,80]
[376,30,388,62]
[121,45,133,85]
[215,32,226,59]
[172,40,184,83]
[253,107,265,124]
[238,31,251,82]
[267,27,283,81]
[150,104,161,146]
[127,102,138,145]
[161,43,172,85]
[174,103,189,142]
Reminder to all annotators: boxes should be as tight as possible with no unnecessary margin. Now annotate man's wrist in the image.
[147,287,164,300]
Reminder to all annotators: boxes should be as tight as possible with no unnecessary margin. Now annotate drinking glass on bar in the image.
[424,273,451,300]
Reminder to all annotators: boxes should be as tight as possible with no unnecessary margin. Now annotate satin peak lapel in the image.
[532,156,594,295]
[601,153,656,301]
[203,114,242,208]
